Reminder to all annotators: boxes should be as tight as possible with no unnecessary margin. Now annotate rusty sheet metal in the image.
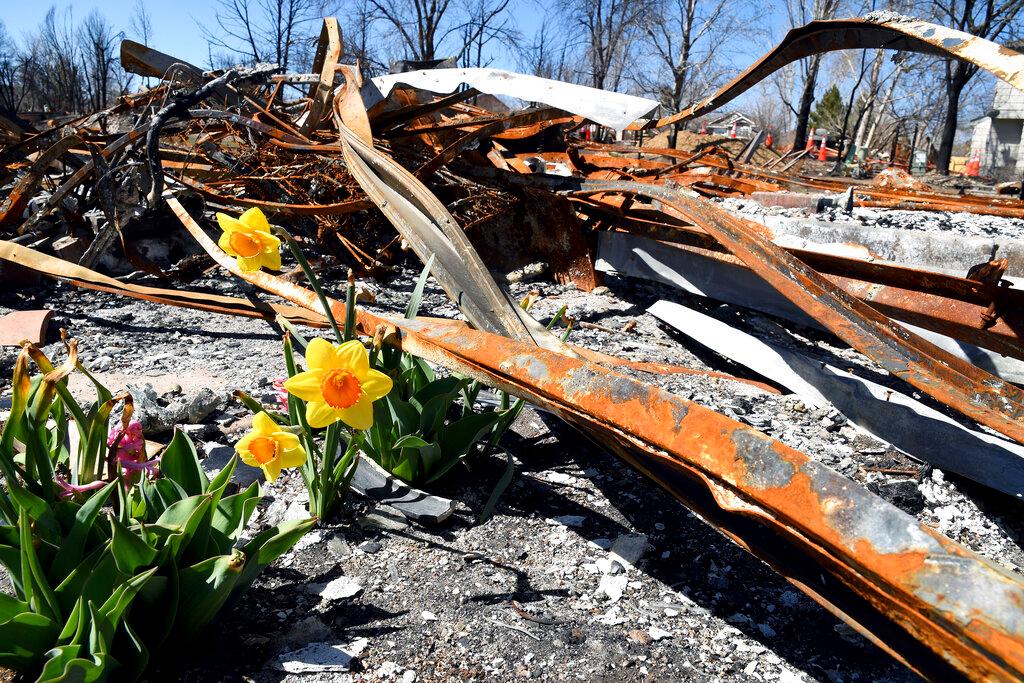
[573,196,1024,360]
[171,172,374,216]
[300,18,342,136]
[0,239,328,326]
[149,207,1024,679]
[0,134,81,225]
[365,67,657,131]
[18,123,151,234]
[570,181,1024,445]
[648,298,1024,498]
[636,17,1024,131]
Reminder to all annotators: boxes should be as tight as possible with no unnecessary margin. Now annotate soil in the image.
[2,257,1022,682]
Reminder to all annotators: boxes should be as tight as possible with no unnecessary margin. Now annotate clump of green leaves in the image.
[0,342,313,681]
[363,257,524,487]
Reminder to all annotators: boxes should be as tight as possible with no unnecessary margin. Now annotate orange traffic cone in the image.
[764,132,773,148]
[730,121,737,139]
[805,131,815,151]
[699,122,707,135]
[965,149,981,177]
[817,134,828,162]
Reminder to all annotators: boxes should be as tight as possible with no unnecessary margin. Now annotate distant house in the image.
[705,112,756,139]
[970,80,1024,179]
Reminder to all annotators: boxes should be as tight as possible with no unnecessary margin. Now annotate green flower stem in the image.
[273,226,343,343]
[343,272,357,342]
[275,315,311,350]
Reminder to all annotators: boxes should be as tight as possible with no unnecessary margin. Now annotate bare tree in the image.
[560,0,653,90]
[747,81,792,137]
[516,15,573,79]
[928,0,1024,173]
[458,0,517,68]
[780,0,843,150]
[340,0,390,77]
[367,0,461,60]
[0,22,30,112]
[79,11,125,111]
[640,0,754,146]
[203,0,324,70]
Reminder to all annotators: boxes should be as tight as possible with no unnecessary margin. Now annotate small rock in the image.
[311,575,363,601]
[549,515,586,528]
[402,671,417,683]
[648,626,672,641]
[360,505,410,532]
[628,629,652,645]
[610,533,649,569]
[591,286,610,295]
[358,540,383,554]
[597,574,628,602]
[421,610,438,622]
[276,638,368,674]
[327,535,353,560]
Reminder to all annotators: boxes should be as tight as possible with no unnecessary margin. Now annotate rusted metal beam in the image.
[570,181,1024,445]
[300,18,342,136]
[634,17,1024,131]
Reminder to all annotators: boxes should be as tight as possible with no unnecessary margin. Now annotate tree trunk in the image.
[792,57,820,151]
[936,75,967,174]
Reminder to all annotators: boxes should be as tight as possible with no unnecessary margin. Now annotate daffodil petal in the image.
[218,231,237,256]
[260,248,281,271]
[235,432,256,455]
[335,340,369,375]
[253,411,277,434]
[279,446,307,468]
[337,397,374,430]
[306,400,340,429]
[273,431,301,451]
[283,370,323,402]
[216,212,248,233]
[262,461,283,481]
[262,232,282,249]
[236,255,262,272]
[359,368,393,401]
[305,337,339,371]
[239,207,270,232]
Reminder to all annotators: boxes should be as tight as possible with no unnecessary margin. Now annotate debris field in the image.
[3,12,1024,683]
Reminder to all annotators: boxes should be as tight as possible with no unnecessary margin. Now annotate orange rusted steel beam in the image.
[570,195,1024,360]
[0,134,81,226]
[161,203,1024,680]
[570,181,1024,444]
[631,18,1024,132]
[171,173,373,216]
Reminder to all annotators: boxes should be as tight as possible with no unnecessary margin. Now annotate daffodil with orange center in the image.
[283,338,393,430]
[216,207,282,272]
[235,411,307,481]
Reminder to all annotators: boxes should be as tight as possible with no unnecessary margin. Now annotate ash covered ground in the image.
[2,239,1023,681]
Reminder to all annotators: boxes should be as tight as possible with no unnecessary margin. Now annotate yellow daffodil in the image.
[236,411,307,481]
[216,207,282,272]
[283,338,393,430]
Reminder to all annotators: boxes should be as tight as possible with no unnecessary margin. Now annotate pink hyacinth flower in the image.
[272,378,290,412]
[55,477,107,499]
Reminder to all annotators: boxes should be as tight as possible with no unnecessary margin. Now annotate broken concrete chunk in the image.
[276,638,369,674]
[610,533,649,570]
[310,575,364,601]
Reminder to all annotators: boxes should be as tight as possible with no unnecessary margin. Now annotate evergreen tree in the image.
[808,84,845,132]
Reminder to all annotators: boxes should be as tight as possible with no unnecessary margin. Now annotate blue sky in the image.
[0,0,556,71]
[2,0,217,67]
